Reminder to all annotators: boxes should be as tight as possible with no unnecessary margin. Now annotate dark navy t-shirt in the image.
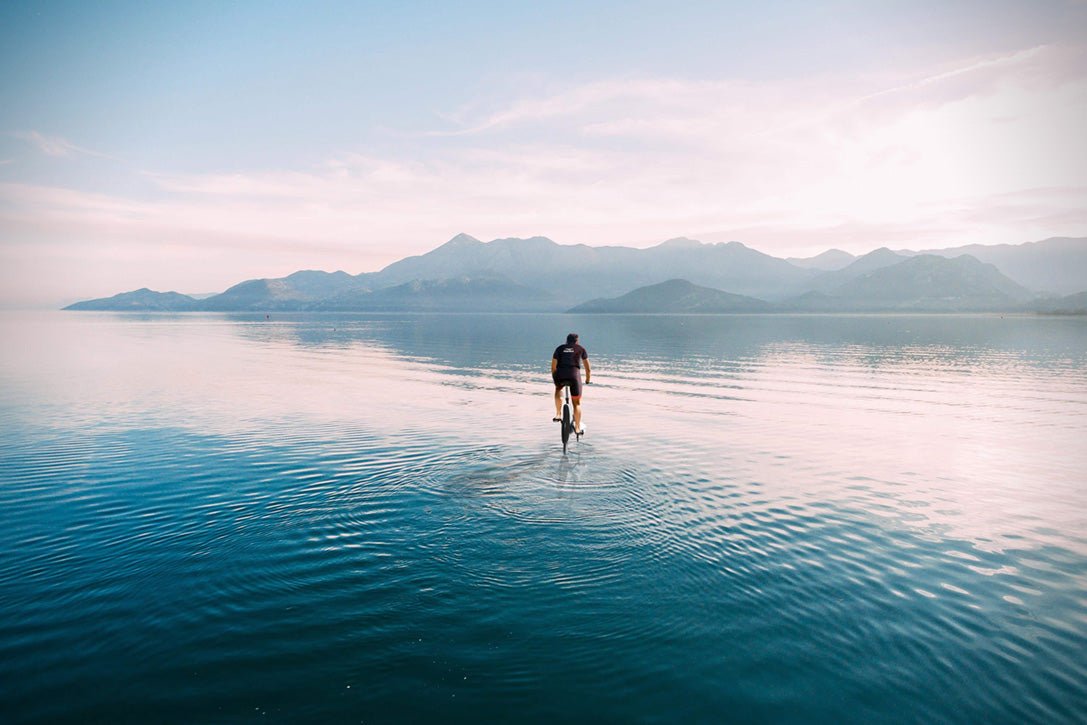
[553,343,588,371]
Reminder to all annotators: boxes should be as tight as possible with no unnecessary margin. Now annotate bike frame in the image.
[560,381,580,454]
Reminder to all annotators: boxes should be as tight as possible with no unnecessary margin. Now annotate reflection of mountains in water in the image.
[221,313,1087,376]
[64,234,1087,313]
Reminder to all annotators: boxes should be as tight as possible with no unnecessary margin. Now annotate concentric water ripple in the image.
[1,311,1086,723]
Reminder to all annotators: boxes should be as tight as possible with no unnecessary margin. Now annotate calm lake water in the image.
[2,311,1086,723]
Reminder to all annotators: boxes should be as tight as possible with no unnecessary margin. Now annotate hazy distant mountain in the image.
[791,254,1033,311]
[372,233,813,301]
[570,279,773,313]
[787,249,855,271]
[899,237,1087,295]
[200,270,361,311]
[63,233,1078,313]
[64,288,197,311]
[315,275,561,312]
[1028,290,1087,314]
[802,247,907,293]
[375,234,561,283]
[637,239,814,299]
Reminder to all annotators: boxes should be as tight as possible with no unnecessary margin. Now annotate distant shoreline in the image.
[52,309,1086,317]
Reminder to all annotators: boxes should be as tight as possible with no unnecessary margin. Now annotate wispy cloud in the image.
[424,78,730,137]
[428,44,1082,142]
[857,46,1051,104]
[12,130,112,159]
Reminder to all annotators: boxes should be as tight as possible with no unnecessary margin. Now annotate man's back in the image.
[553,342,587,370]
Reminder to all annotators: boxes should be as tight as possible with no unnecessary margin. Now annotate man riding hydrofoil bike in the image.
[552,332,591,435]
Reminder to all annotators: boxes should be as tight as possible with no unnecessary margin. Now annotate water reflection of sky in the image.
[3,310,1086,559]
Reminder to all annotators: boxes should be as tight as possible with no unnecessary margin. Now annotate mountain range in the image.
[64,234,1087,314]
[788,254,1033,312]
[570,279,773,313]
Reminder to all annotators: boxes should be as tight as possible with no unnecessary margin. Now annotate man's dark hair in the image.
[566,333,579,345]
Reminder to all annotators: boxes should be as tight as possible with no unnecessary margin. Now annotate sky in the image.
[1,0,1085,307]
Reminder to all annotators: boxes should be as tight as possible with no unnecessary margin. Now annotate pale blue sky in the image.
[1,0,1085,306]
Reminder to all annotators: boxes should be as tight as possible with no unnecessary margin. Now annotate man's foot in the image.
[553,417,561,422]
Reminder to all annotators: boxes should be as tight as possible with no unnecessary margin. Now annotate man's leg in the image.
[572,398,582,432]
[554,386,563,419]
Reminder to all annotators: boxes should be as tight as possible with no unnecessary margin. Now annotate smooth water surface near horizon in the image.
[2,311,1086,723]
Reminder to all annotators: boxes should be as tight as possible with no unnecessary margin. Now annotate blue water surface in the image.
[1,312,1085,723]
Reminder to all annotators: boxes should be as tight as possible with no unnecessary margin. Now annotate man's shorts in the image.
[553,371,582,397]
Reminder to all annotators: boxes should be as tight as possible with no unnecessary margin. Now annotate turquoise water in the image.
[2,312,1086,723]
